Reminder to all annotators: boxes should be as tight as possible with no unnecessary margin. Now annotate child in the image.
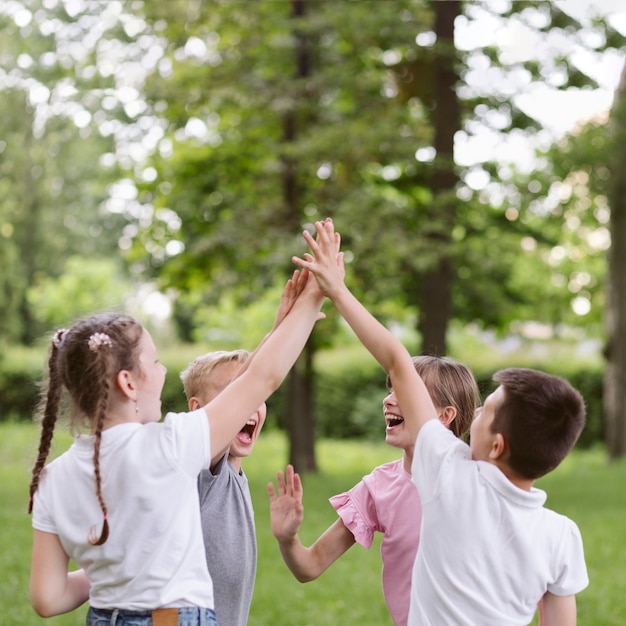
[180,349,265,626]
[268,354,479,626]
[28,268,324,625]
[293,218,588,626]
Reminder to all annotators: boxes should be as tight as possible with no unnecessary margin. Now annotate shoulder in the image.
[361,458,414,499]
[364,458,406,482]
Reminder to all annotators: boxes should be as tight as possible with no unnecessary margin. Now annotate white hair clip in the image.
[88,332,113,352]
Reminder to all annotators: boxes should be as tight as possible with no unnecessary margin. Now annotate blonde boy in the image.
[181,350,266,626]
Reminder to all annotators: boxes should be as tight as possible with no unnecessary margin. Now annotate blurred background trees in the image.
[1,0,625,466]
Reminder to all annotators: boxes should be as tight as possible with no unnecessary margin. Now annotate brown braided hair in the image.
[29,314,144,546]
[28,330,65,514]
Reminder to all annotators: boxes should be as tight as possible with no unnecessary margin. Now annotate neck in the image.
[228,453,242,474]
[493,460,534,491]
[403,448,414,474]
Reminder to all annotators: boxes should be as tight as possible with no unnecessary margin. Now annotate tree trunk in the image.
[19,126,40,345]
[284,0,318,474]
[287,339,317,472]
[416,0,461,356]
[605,60,626,459]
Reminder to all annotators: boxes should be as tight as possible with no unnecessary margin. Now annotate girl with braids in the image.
[28,267,325,626]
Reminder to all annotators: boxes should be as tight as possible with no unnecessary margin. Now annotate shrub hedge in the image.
[0,344,604,449]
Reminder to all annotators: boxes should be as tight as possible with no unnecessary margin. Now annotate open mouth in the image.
[237,419,257,444]
[385,414,404,429]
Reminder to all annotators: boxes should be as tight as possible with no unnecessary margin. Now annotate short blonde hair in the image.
[180,349,250,401]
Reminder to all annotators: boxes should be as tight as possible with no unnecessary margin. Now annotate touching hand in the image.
[292,218,345,298]
[272,269,308,330]
[267,464,305,542]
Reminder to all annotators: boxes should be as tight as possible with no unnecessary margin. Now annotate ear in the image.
[438,406,457,427]
[189,397,201,411]
[115,369,137,401]
[489,432,507,461]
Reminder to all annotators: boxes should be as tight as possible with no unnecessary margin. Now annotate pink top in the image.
[329,458,422,626]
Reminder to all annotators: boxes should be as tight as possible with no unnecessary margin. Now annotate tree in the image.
[117,1,624,468]
[396,1,624,353]
[605,60,626,459]
[0,0,134,342]
[123,0,432,473]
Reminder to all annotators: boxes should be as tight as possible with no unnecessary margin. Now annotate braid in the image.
[31,314,143,543]
[88,348,111,546]
[28,339,63,513]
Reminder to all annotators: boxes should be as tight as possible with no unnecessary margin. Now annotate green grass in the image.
[3,423,626,625]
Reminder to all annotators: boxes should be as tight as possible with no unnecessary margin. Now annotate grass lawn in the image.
[2,422,625,625]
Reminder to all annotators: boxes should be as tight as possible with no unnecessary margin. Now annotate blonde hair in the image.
[386,355,480,438]
[180,349,250,402]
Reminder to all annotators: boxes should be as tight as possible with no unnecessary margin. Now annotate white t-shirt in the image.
[32,409,214,610]
[408,420,588,626]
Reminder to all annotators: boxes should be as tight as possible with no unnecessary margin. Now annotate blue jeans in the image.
[86,606,218,626]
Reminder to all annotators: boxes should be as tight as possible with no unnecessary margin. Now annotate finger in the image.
[285,463,295,495]
[276,470,286,495]
[267,482,276,501]
[292,255,312,271]
[316,220,336,251]
[303,229,319,252]
[293,471,303,502]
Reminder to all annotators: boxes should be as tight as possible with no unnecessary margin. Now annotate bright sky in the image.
[522,0,626,136]
[454,0,626,171]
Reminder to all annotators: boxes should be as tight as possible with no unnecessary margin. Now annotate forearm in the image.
[276,536,327,582]
[205,287,323,457]
[330,284,407,377]
[31,568,89,617]
[329,283,437,440]
[247,288,324,391]
[275,518,356,583]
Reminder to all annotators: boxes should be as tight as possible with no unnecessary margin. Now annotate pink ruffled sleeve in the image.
[329,480,378,550]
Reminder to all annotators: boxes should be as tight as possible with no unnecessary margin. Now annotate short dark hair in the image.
[491,368,585,479]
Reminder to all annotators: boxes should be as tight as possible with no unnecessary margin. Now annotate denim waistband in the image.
[86,606,217,626]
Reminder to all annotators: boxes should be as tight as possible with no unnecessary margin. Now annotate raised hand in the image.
[267,464,305,543]
[272,269,309,330]
[292,218,345,298]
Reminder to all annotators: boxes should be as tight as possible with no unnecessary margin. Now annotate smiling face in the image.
[383,389,417,451]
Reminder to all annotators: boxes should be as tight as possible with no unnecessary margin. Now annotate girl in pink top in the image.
[268,355,479,626]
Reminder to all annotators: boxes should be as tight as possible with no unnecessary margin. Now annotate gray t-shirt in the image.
[198,453,256,626]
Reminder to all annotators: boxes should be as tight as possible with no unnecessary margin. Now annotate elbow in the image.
[296,573,317,583]
[31,599,57,618]
[30,588,62,618]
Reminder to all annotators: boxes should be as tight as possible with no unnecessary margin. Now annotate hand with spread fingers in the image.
[293,218,345,300]
[267,464,304,544]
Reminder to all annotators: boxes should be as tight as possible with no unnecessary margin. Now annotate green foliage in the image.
[0,3,129,343]
[27,256,132,331]
[0,336,607,450]
[125,0,435,341]
[0,346,45,421]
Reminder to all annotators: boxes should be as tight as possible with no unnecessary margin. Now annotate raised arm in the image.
[202,268,325,458]
[267,464,355,581]
[293,219,438,444]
